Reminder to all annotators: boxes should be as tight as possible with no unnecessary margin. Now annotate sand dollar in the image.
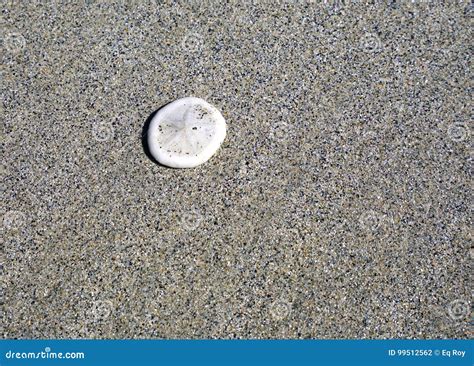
[148,97,227,168]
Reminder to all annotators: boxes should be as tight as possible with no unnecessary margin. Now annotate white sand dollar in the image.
[148,97,226,168]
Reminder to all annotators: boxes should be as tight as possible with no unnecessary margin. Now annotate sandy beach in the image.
[2,1,471,338]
